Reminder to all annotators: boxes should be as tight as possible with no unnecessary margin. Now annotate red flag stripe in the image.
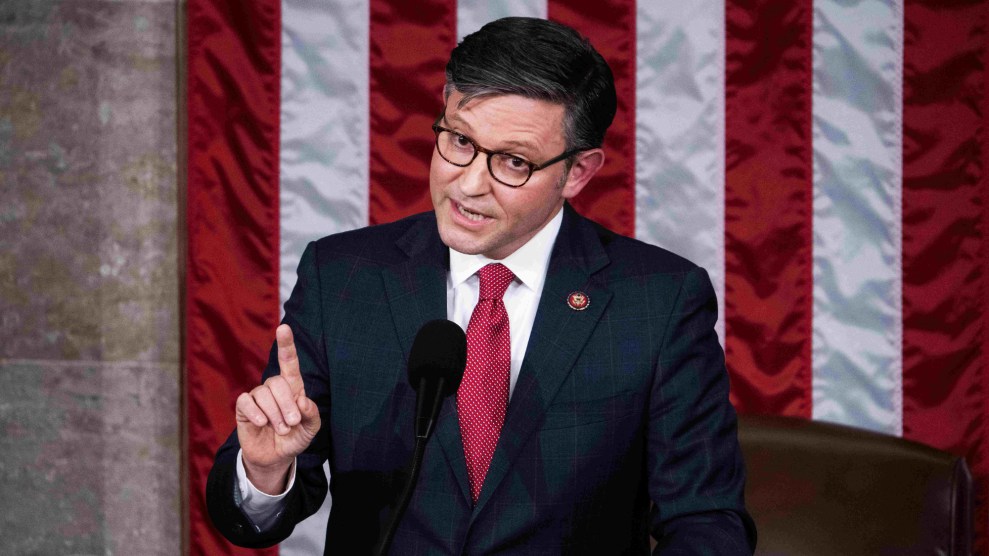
[548,0,636,237]
[724,0,814,417]
[368,0,457,225]
[186,0,282,554]
[901,1,988,551]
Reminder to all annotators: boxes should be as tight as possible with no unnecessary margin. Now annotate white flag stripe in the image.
[635,0,727,342]
[811,0,904,435]
[280,0,371,310]
[457,0,546,41]
[280,1,372,552]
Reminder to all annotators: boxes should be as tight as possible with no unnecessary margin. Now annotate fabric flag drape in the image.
[185,0,989,554]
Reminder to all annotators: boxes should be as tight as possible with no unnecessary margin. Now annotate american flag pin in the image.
[567,291,589,311]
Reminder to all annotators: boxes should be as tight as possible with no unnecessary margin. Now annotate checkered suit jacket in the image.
[207,204,756,554]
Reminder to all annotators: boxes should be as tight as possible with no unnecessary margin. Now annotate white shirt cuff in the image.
[234,449,296,532]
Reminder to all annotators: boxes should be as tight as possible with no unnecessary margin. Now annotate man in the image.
[207,16,756,555]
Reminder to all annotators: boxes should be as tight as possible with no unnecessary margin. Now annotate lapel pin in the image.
[567,291,589,311]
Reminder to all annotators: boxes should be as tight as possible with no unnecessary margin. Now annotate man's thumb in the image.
[298,395,321,435]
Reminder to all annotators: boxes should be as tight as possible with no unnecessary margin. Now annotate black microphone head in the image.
[408,319,467,397]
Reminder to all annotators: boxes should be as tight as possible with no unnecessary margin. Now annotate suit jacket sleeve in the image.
[648,266,757,554]
[206,241,333,547]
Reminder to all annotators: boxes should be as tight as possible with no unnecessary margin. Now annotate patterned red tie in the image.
[458,263,514,503]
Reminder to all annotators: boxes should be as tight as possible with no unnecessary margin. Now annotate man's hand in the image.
[236,324,321,495]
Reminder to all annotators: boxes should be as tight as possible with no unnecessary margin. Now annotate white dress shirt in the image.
[446,207,562,398]
[235,208,564,530]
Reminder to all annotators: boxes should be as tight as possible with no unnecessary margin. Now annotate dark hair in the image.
[445,17,617,152]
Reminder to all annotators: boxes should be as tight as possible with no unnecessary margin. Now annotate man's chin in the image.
[437,225,491,257]
[440,236,483,256]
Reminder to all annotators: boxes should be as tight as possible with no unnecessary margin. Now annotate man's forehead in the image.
[441,91,566,146]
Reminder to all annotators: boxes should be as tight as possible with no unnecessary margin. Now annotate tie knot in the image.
[477,263,514,300]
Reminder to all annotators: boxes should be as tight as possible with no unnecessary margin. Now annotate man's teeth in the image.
[458,204,486,221]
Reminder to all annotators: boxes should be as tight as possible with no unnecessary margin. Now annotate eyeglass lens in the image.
[436,130,531,186]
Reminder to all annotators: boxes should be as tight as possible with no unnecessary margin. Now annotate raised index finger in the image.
[275,324,304,394]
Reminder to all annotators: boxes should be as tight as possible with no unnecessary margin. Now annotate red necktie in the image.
[458,263,514,503]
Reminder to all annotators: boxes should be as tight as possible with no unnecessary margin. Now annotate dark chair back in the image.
[739,415,973,556]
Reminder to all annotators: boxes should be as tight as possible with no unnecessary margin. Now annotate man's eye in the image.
[507,156,528,170]
[494,154,530,177]
[454,134,471,147]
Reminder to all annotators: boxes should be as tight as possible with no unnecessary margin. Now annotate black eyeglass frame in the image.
[431,119,584,188]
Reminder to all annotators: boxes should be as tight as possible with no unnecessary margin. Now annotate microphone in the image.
[408,319,467,439]
[377,319,466,556]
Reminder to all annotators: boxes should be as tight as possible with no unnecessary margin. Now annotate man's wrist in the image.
[242,457,293,495]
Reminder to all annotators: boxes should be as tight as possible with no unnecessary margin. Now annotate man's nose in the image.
[457,154,493,196]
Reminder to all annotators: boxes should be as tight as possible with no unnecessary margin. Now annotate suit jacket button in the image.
[232,522,244,536]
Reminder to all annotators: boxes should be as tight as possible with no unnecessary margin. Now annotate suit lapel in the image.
[472,205,612,516]
[381,216,448,360]
[380,215,473,504]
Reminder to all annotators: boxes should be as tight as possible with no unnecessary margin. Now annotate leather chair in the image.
[738,415,973,555]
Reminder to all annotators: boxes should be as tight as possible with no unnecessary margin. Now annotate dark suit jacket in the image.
[207,204,756,554]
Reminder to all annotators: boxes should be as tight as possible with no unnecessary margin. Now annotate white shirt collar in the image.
[449,207,564,293]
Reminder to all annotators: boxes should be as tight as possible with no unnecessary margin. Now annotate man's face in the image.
[430,91,579,260]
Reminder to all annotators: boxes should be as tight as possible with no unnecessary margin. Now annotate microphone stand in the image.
[376,377,447,556]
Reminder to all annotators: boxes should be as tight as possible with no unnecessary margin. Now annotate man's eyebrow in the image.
[497,138,539,153]
[443,113,472,132]
[443,114,540,154]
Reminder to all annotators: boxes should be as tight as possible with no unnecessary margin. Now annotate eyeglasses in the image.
[431,120,582,188]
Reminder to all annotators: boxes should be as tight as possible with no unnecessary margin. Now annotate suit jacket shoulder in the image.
[310,211,437,262]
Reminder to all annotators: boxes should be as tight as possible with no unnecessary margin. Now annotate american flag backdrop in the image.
[185,0,989,553]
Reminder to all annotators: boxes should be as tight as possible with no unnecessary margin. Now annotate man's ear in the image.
[561,148,606,200]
